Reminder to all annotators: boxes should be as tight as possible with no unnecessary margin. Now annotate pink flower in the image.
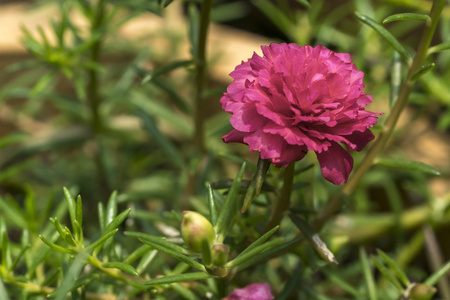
[223,283,274,300]
[221,43,381,185]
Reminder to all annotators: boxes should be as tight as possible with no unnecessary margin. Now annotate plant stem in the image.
[193,0,213,152]
[87,0,112,196]
[265,163,295,231]
[311,0,446,231]
[88,0,106,135]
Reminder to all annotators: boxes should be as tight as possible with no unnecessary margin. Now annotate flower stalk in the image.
[87,0,106,135]
[265,163,295,231]
[86,0,113,197]
[193,0,214,152]
[311,0,447,231]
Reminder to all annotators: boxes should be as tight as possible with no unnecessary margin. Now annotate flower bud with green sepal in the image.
[211,243,229,266]
[409,283,437,300]
[181,211,216,253]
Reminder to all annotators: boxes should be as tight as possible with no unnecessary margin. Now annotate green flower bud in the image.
[211,243,229,266]
[181,211,215,252]
[410,283,436,300]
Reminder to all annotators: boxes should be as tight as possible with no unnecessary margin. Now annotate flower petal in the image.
[222,129,246,144]
[316,142,354,185]
[230,103,268,132]
[225,283,274,300]
[343,128,375,151]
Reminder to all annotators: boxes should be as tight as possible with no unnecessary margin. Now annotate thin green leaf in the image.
[50,253,90,300]
[207,184,218,226]
[294,0,311,8]
[125,232,202,272]
[355,12,412,64]
[62,227,77,248]
[377,158,441,175]
[85,229,118,252]
[30,71,56,96]
[0,277,10,300]
[0,196,27,228]
[242,158,270,213]
[359,247,377,300]
[171,282,201,300]
[251,0,294,37]
[326,272,362,298]
[211,2,250,23]
[24,187,36,227]
[98,202,105,233]
[300,280,332,300]
[226,237,284,268]
[42,268,61,286]
[124,231,192,255]
[201,239,212,267]
[377,249,410,287]
[76,196,83,229]
[289,215,338,264]
[0,133,27,149]
[141,60,193,85]
[103,208,132,234]
[238,226,279,258]
[138,238,206,272]
[0,160,35,184]
[102,262,139,276]
[216,163,246,242]
[1,230,12,269]
[10,244,31,271]
[424,260,450,286]
[39,235,74,254]
[135,109,184,168]
[27,236,53,278]
[276,269,302,300]
[105,191,118,227]
[383,13,431,24]
[63,187,77,232]
[152,77,191,114]
[144,272,209,285]
[236,237,303,272]
[216,153,257,171]
[427,40,450,55]
[53,218,67,239]
[411,63,435,80]
[123,244,153,264]
[188,4,200,57]
[73,220,83,245]
[136,249,158,274]
[372,255,403,292]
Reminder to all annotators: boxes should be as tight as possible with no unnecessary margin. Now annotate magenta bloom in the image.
[221,43,380,185]
[224,283,274,300]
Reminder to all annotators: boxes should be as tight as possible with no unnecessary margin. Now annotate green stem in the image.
[88,0,106,134]
[193,0,214,152]
[311,0,446,231]
[87,0,112,196]
[265,163,295,231]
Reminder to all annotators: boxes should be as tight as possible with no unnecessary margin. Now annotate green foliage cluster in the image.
[0,0,449,299]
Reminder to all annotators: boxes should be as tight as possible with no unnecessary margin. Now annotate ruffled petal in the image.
[230,103,268,132]
[222,129,246,144]
[343,128,375,151]
[316,142,354,185]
